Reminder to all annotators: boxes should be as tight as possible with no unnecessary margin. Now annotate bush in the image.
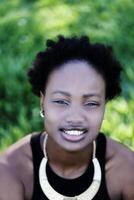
[0,0,134,151]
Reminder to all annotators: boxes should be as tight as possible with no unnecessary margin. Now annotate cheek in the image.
[44,106,64,130]
[45,108,56,119]
[44,100,66,120]
[44,110,57,128]
[89,108,105,127]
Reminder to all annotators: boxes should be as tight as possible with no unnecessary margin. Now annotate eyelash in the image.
[52,100,69,105]
[52,100,100,108]
[84,102,100,107]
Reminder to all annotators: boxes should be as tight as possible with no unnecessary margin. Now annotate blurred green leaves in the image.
[102,98,134,149]
[0,0,134,151]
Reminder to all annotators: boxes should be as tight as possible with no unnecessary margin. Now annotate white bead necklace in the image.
[39,135,102,200]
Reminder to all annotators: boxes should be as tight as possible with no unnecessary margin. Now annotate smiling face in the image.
[41,60,106,152]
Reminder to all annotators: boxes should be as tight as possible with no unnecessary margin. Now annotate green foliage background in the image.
[0,0,134,151]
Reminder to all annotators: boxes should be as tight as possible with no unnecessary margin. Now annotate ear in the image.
[40,91,45,111]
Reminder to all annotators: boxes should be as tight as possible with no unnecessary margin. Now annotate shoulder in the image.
[105,136,134,199]
[0,156,24,200]
[0,133,32,168]
[0,133,34,200]
[106,136,134,172]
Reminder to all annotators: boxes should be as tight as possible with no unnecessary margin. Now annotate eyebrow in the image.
[51,91,101,98]
[51,91,71,97]
[83,94,101,98]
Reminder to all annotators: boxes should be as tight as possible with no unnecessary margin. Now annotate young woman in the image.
[0,36,134,200]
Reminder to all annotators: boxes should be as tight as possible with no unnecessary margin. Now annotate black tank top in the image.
[30,133,111,200]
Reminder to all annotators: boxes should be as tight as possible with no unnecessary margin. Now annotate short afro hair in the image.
[27,35,122,101]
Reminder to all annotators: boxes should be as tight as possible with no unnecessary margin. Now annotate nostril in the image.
[66,115,85,124]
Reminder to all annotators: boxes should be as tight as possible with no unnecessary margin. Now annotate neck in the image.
[43,135,93,178]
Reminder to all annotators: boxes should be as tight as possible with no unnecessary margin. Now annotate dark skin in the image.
[0,60,134,200]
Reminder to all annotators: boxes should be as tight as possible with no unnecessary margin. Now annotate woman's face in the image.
[41,60,106,152]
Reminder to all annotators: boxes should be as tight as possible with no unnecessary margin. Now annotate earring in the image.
[40,110,45,118]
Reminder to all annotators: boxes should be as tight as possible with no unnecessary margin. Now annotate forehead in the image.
[45,60,105,95]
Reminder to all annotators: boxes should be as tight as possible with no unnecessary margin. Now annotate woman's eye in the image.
[52,100,69,105]
[84,102,99,107]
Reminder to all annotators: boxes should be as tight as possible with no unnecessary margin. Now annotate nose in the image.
[65,107,85,125]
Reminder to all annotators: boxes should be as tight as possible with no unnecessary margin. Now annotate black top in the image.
[30,133,111,200]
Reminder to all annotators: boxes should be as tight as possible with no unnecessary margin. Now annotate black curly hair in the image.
[27,35,122,101]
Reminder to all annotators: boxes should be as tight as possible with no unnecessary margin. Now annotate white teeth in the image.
[64,130,84,136]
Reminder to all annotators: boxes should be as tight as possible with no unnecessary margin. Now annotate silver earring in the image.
[40,110,44,118]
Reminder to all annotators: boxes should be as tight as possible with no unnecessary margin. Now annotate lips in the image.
[59,128,87,142]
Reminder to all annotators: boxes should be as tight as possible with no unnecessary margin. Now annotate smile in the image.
[59,128,87,142]
[63,130,86,136]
